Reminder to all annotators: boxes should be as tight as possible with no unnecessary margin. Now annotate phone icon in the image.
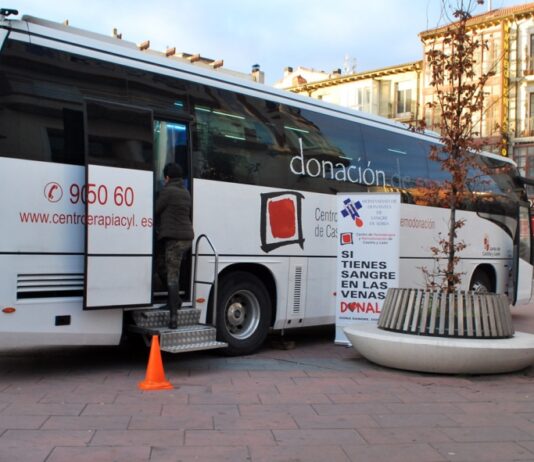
[48,184,59,200]
[44,182,63,203]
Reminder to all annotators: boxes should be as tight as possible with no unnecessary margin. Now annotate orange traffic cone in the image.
[138,335,173,391]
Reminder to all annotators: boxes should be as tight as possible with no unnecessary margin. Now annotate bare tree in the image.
[419,0,495,293]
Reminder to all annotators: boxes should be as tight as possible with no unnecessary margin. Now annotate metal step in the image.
[129,309,227,354]
[132,308,200,329]
[159,325,227,353]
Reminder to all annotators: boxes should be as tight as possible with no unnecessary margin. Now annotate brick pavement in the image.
[0,305,534,461]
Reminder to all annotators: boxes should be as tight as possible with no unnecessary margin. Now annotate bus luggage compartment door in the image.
[83,100,154,309]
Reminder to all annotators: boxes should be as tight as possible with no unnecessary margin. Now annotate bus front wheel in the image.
[216,272,272,356]
[469,271,492,294]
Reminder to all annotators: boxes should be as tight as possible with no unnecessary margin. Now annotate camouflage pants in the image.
[156,239,192,288]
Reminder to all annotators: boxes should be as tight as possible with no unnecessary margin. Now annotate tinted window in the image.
[191,89,293,187]
[86,101,153,171]
[360,124,429,190]
[191,88,374,193]
[0,40,187,166]
[0,98,84,165]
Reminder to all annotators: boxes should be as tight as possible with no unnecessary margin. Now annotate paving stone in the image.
[185,429,274,446]
[114,390,189,404]
[372,413,458,428]
[212,378,285,393]
[249,444,351,462]
[239,403,317,417]
[0,440,53,462]
[432,441,534,461]
[162,404,239,418]
[276,377,355,394]
[129,414,213,430]
[151,445,250,462]
[38,390,118,404]
[446,412,532,427]
[189,391,260,405]
[1,402,84,416]
[329,392,403,403]
[81,402,162,416]
[213,413,298,430]
[384,402,465,414]
[0,391,46,404]
[358,426,453,444]
[293,413,377,429]
[248,370,309,379]
[440,425,534,442]
[90,429,184,446]
[46,445,151,462]
[454,401,534,414]
[0,428,93,445]
[42,415,131,430]
[393,390,471,403]
[313,402,390,415]
[343,442,445,462]
[272,428,365,445]
[259,392,331,405]
[0,414,47,429]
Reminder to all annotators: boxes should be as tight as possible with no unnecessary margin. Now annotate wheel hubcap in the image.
[224,289,261,340]
[227,302,246,326]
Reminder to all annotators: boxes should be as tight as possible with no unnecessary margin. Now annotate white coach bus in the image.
[0,11,532,355]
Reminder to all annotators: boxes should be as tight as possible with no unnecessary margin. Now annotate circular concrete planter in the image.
[344,288,534,374]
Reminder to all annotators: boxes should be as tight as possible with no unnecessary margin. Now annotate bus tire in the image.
[216,271,271,356]
[469,270,492,294]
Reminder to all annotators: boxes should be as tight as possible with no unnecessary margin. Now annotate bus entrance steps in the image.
[129,308,227,353]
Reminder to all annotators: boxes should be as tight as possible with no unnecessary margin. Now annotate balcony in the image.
[519,117,534,138]
[523,56,534,78]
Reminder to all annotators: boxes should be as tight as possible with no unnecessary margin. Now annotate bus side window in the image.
[0,99,84,165]
[0,41,85,165]
[359,125,430,195]
[191,89,290,188]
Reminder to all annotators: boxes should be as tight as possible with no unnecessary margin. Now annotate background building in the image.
[276,62,422,126]
[276,2,534,181]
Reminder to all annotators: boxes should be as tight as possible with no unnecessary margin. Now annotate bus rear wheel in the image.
[216,272,271,356]
[469,270,492,294]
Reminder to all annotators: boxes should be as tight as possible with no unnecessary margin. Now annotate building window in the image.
[483,94,500,138]
[529,33,534,73]
[527,93,534,137]
[396,82,413,116]
[483,36,500,76]
[513,144,534,178]
[356,87,371,113]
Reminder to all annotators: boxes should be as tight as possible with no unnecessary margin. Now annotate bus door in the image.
[83,100,154,309]
[512,202,533,305]
[153,119,192,299]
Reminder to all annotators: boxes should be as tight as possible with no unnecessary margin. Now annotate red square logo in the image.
[340,232,353,245]
[260,191,304,253]
[268,198,296,239]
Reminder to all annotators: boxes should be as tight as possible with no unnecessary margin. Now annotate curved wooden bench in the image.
[378,288,514,338]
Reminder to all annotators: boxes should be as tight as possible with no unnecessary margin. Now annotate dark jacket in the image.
[155,178,194,241]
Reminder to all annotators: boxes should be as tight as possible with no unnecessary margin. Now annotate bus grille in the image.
[17,273,84,299]
[292,266,303,315]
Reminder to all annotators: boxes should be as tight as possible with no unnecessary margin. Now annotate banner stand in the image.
[335,193,400,345]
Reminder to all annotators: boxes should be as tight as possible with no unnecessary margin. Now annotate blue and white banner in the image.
[335,193,400,345]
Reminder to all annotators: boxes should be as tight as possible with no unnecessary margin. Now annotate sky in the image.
[7,0,532,84]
